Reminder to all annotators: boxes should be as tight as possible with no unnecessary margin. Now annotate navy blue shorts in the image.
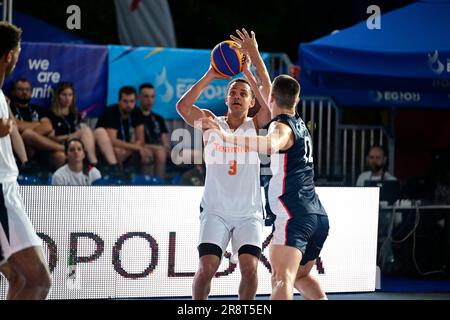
[272,198,329,265]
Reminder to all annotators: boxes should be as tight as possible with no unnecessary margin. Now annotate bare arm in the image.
[160,133,171,150]
[15,119,40,133]
[202,118,294,155]
[10,125,28,164]
[8,107,28,164]
[242,56,271,129]
[133,124,146,146]
[52,133,71,143]
[231,29,272,103]
[35,117,54,136]
[0,118,13,138]
[106,127,143,152]
[176,67,220,127]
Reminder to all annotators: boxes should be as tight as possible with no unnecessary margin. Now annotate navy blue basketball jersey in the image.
[264,113,327,216]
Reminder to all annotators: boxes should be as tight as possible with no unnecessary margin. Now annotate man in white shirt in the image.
[0,21,51,300]
[176,29,271,300]
[52,138,102,185]
[356,145,397,187]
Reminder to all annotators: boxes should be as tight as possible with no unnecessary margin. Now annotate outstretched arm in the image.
[201,118,293,155]
[176,67,223,127]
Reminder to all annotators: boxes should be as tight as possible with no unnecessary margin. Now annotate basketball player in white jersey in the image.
[176,31,271,300]
[0,21,51,299]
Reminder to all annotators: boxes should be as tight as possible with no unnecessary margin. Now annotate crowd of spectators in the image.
[6,79,202,186]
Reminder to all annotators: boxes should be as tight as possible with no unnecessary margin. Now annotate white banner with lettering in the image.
[0,186,379,299]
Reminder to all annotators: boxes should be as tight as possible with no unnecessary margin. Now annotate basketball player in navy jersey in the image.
[202,74,329,300]
[176,31,271,299]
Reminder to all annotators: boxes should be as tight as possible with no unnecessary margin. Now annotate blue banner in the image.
[299,0,450,109]
[4,42,108,117]
[300,72,450,108]
[108,45,270,119]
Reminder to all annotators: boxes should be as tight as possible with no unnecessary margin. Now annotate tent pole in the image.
[1,0,12,22]
[2,0,6,21]
[8,0,13,23]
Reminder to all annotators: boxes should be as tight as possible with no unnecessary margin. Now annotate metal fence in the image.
[165,97,395,186]
[297,97,340,179]
[269,53,293,77]
[1,0,13,22]
[340,125,394,186]
[296,97,395,186]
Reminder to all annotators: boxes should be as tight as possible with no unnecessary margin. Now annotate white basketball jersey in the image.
[0,89,19,183]
[201,116,263,218]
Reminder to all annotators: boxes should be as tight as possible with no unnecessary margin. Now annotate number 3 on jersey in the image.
[228,160,237,175]
[303,136,313,163]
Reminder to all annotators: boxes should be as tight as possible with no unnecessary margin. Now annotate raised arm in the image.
[241,56,271,129]
[176,67,221,127]
[231,29,271,104]
[231,29,272,129]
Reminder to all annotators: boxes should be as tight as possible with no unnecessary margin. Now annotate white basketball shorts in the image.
[0,181,42,266]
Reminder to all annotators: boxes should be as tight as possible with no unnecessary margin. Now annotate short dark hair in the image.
[271,75,300,109]
[65,138,85,155]
[226,78,255,98]
[13,78,31,90]
[0,21,22,57]
[118,86,137,100]
[65,138,90,174]
[368,145,386,157]
[139,83,154,92]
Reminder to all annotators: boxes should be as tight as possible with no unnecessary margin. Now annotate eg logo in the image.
[155,67,174,103]
[428,50,445,75]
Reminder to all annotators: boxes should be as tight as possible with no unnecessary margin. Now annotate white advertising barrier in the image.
[0,186,379,299]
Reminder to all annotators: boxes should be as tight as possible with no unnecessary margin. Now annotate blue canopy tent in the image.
[299,0,450,108]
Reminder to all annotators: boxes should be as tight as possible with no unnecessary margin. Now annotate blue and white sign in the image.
[4,42,108,117]
[108,45,270,119]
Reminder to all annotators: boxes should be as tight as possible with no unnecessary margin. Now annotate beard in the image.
[13,96,31,105]
[371,164,384,171]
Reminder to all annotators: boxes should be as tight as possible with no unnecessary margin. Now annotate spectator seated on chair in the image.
[9,78,65,170]
[356,145,397,187]
[138,83,171,180]
[47,82,99,170]
[51,138,101,186]
[94,86,152,177]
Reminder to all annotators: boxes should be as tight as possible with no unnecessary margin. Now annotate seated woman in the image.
[47,82,98,169]
[51,138,101,185]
